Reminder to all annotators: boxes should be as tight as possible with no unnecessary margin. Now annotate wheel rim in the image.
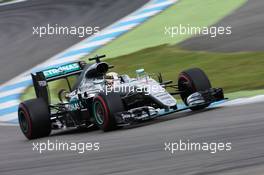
[93,101,105,125]
[18,110,29,134]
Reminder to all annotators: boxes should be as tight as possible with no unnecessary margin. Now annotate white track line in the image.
[41,56,80,68]
[219,95,264,107]
[0,122,18,126]
[68,38,114,52]
[100,23,139,36]
[0,100,19,110]
[144,0,177,10]
[0,87,26,99]
[0,112,17,122]
[122,10,161,23]
[0,0,26,6]
[54,52,87,62]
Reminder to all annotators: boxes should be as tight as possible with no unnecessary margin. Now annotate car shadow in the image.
[51,125,99,137]
[49,106,222,137]
[122,106,221,130]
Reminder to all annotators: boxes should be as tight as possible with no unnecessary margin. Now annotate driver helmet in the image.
[105,72,119,85]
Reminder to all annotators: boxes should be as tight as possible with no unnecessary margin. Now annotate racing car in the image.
[18,55,225,139]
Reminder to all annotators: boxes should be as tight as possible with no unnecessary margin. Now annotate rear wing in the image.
[42,62,83,81]
[31,61,84,104]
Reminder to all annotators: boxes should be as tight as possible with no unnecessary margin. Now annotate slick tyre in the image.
[178,68,211,111]
[18,98,51,140]
[93,92,125,131]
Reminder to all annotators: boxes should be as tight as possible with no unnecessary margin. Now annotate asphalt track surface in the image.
[0,103,263,175]
[180,0,264,52]
[0,0,149,84]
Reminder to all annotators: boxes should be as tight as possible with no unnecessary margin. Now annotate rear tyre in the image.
[178,68,211,111]
[93,92,125,131]
[18,98,51,139]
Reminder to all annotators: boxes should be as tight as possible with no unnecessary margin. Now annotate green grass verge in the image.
[106,45,264,93]
[94,0,246,58]
[21,45,264,101]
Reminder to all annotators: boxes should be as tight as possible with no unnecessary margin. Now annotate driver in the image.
[105,72,119,86]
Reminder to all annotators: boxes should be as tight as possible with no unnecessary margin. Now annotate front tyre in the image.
[178,68,212,111]
[93,92,125,131]
[18,98,51,140]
